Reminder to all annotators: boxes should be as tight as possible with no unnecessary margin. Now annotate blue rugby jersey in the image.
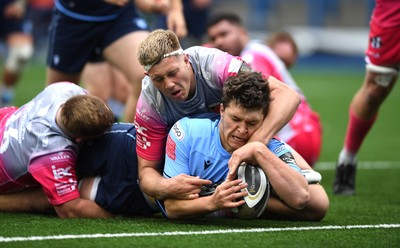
[163,115,301,185]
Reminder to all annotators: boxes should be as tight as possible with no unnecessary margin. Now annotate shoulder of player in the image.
[186,46,234,64]
[170,116,215,141]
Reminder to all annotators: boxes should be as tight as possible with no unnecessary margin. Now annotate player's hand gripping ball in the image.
[232,162,270,219]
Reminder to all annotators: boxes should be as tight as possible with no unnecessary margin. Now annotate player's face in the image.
[207,20,245,56]
[148,55,195,102]
[219,103,264,153]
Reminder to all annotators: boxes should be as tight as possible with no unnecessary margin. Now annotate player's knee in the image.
[307,205,328,221]
[5,44,34,73]
[366,63,398,88]
[363,80,391,107]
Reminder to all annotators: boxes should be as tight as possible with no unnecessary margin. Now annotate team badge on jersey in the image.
[171,121,185,141]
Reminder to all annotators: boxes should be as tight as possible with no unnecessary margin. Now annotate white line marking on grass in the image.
[315,161,400,170]
[1,224,399,243]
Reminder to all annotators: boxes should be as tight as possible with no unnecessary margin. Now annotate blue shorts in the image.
[76,123,158,216]
[46,6,148,73]
[0,0,32,39]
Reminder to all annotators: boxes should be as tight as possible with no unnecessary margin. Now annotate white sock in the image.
[338,148,357,166]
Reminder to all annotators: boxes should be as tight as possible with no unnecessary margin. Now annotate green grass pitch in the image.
[0,60,399,247]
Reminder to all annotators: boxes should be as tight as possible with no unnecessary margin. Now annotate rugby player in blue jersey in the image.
[162,71,329,220]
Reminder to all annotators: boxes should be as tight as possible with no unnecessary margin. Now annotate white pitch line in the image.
[1,224,399,243]
[315,161,400,170]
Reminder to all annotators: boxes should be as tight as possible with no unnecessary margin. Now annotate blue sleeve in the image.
[163,119,191,178]
[267,138,301,172]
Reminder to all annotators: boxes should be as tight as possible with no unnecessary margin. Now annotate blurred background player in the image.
[334,0,400,195]
[206,13,322,166]
[79,0,187,121]
[46,0,175,122]
[0,0,33,107]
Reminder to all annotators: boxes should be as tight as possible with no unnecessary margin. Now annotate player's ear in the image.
[220,103,225,118]
[183,54,190,63]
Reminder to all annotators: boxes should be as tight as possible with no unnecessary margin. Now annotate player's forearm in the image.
[54,198,115,218]
[250,76,300,143]
[0,188,53,213]
[139,167,171,200]
[164,197,214,219]
[254,145,309,210]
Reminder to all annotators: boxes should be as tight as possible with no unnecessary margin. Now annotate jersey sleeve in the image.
[267,138,301,172]
[134,90,168,161]
[163,119,191,178]
[28,151,80,205]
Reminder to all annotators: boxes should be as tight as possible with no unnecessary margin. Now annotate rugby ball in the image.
[231,162,270,219]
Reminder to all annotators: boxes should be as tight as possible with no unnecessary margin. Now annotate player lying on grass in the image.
[162,71,329,220]
[0,82,115,218]
[0,122,161,218]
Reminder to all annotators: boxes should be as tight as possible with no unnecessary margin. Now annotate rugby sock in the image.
[339,108,377,166]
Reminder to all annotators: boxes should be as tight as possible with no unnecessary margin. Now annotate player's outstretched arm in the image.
[249,76,300,144]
